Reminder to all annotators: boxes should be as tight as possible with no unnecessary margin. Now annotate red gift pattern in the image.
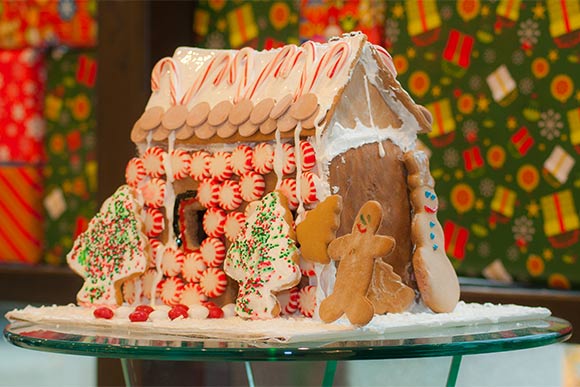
[300,0,385,44]
[0,48,46,164]
[0,0,97,49]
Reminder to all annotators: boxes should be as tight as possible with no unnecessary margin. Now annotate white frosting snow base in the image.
[6,302,550,344]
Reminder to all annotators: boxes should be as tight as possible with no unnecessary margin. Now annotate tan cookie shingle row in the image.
[131,93,322,145]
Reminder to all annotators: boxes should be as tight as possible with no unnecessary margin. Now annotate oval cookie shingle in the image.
[187,102,211,127]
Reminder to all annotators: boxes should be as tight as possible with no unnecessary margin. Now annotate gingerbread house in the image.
[95,32,458,322]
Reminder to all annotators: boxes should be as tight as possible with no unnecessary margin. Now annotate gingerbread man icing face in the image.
[319,201,395,326]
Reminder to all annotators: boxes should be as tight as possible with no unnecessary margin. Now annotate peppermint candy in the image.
[199,267,228,298]
[169,149,191,181]
[189,151,211,181]
[202,208,226,238]
[299,141,316,171]
[159,276,185,306]
[298,285,317,317]
[141,268,158,300]
[142,178,166,208]
[200,237,226,268]
[160,246,185,277]
[142,146,166,178]
[278,178,298,210]
[277,287,300,315]
[281,143,296,175]
[122,277,141,305]
[231,145,254,176]
[180,283,208,306]
[181,251,206,283]
[144,207,164,238]
[253,143,274,174]
[300,172,318,204]
[299,258,316,277]
[125,158,145,188]
[149,239,162,268]
[239,172,266,202]
[208,151,233,181]
[218,180,242,210]
[197,178,220,208]
[224,211,246,242]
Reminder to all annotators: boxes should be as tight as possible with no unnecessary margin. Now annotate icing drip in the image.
[146,131,153,148]
[151,243,165,307]
[133,280,142,306]
[164,132,177,243]
[273,130,284,189]
[363,75,385,158]
[294,122,305,219]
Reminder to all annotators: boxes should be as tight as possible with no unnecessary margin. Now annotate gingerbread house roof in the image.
[130,32,430,148]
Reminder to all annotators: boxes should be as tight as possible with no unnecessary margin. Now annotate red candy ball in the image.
[135,305,154,315]
[207,307,224,319]
[93,307,114,319]
[129,310,149,322]
[168,304,189,320]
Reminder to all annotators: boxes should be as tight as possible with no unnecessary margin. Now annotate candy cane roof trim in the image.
[131,32,431,146]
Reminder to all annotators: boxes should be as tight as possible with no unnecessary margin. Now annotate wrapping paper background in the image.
[386,0,580,289]
[193,1,580,289]
[0,48,46,164]
[194,0,299,49]
[43,48,97,266]
[0,166,43,264]
[0,0,97,49]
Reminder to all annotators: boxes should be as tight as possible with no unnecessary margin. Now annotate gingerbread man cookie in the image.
[67,185,149,305]
[319,201,395,326]
[404,150,460,313]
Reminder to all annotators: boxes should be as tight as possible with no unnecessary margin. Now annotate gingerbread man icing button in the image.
[319,201,395,326]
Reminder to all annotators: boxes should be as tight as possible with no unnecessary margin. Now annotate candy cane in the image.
[272,44,298,78]
[180,53,231,106]
[374,44,397,78]
[244,45,295,100]
[305,41,350,94]
[229,48,254,103]
[294,41,317,98]
[151,57,180,105]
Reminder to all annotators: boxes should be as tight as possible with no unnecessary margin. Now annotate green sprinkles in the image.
[225,192,300,319]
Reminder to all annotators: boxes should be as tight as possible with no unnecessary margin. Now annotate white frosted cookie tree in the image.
[67,185,149,305]
[225,191,301,319]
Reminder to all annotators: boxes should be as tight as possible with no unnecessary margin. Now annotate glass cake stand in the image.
[4,316,572,387]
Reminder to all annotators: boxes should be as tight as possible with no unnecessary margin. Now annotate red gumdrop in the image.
[168,305,189,320]
[93,307,114,319]
[207,307,224,319]
[129,310,149,322]
[135,305,154,315]
[202,301,219,309]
